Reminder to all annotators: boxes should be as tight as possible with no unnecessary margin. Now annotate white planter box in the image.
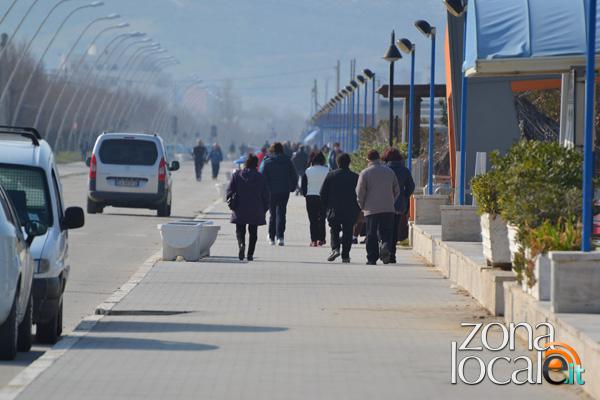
[440,205,481,242]
[506,224,520,263]
[159,221,204,261]
[413,195,449,225]
[551,251,600,313]
[480,213,511,268]
[532,254,551,301]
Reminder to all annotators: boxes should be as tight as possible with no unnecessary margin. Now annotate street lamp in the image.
[398,37,416,172]
[443,0,469,205]
[0,0,22,27]
[383,30,402,147]
[75,32,146,139]
[415,19,436,195]
[345,85,354,152]
[357,74,366,131]
[350,80,358,151]
[341,88,349,150]
[0,0,43,63]
[53,18,127,149]
[87,38,153,133]
[11,1,106,126]
[363,69,375,127]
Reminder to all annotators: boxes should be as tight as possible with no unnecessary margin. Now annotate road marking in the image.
[0,198,222,400]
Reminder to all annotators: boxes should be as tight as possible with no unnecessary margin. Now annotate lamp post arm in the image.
[0,0,20,27]
[115,65,163,128]
[0,0,41,63]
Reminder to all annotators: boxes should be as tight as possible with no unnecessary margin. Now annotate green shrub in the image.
[350,127,407,172]
[497,140,583,229]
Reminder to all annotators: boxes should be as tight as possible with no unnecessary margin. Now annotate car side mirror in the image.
[63,207,85,230]
[169,161,180,172]
[85,157,91,167]
[25,221,48,246]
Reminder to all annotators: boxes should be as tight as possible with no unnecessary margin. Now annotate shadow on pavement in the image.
[0,350,44,366]
[96,321,288,334]
[76,336,219,352]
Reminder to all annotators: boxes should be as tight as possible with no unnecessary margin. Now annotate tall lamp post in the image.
[415,19,436,195]
[341,89,349,150]
[444,0,469,205]
[582,0,597,251]
[345,85,354,152]
[335,93,343,144]
[357,74,366,131]
[0,0,21,27]
[383,30,402,147]
[350,80,358,150]
[363,69,375,127]
[397,38,416,172]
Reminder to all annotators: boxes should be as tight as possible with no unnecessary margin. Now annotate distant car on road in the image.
[0,184,46,360]
[86,133,180,216]
[0,126,84,345]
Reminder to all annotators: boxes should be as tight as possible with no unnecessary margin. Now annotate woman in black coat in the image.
[226,154,270,261]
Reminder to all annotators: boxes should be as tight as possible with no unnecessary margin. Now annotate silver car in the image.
[87,133,180,216]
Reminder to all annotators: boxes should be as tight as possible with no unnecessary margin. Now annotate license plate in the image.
[115,178,139,187]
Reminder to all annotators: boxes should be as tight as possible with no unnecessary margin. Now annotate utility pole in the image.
[313,79,319,114]
[336,60,340,93]
[324,78,329,105]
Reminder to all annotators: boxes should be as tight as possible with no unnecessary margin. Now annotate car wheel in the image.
[87,198,97,214]
[36,296,62,344]
[0,291,19,360]
[17,293,32,352]
[157,201,171,217]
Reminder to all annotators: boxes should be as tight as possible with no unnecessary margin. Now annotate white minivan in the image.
[86,133,180,216]
[0,126,85,345]
[0,184,46,359]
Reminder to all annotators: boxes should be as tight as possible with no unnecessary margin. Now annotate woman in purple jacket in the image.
[226,154,270,261]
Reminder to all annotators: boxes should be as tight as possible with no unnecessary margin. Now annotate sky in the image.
[2,0,447,119]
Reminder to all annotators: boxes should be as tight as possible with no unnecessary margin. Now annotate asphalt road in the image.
[0,160,224,388]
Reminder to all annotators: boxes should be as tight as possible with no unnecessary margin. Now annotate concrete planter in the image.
[551,251,600,313]
[480,213,511,268]
[506,224,520,263]
[521,254,551,301]
[440,205,481,242]
[413,195,449,225]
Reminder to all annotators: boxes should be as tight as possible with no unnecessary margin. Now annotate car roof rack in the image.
[0,126,41,146]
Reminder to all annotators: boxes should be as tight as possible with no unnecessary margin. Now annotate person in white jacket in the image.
[301,152,330,246]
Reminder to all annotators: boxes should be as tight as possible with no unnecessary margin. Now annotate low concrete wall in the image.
[413,195,449,225]
[505,283,600,399]
[440,205,481,242]
[412,224,516,316]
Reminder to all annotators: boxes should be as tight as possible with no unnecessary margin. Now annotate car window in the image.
[0,189,18,227]
[51,169,64,219]
[0,164,53,227]
[99,139,158,166]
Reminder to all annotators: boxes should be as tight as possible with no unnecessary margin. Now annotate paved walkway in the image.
[10,196,587,399]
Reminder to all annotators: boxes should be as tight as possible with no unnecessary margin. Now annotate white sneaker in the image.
[277,238,285,246]
[268,238,276,246]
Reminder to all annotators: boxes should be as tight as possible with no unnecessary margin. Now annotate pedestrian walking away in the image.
[301,151,329,246]
[260,142,297,246]
[226,154,270,261]
[320,153,360,263]
[327,142,342,170]
[193,139,208,181]
[291,145,309,194]
[356,149,400,265]
[208,143,224,179]
[383,147,415,264]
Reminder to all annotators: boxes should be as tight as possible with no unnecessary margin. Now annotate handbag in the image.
[226,192,238,211]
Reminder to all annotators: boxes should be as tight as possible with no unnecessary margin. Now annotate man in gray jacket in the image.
[356,149,400,265]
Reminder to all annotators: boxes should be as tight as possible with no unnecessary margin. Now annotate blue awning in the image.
[464,0,600,77]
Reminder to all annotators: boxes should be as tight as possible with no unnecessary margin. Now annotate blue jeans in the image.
[268,192,290,240]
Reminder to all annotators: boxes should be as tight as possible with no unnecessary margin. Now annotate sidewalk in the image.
[7,196,587,400]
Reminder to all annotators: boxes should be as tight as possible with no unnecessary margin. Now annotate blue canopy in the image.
[464,0,600,76]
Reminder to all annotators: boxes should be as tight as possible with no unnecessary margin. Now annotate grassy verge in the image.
[55,151,83,164]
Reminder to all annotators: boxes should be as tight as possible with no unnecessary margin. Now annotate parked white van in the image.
[0,126,85,344]
[0,184,46,359]
[86,133,180,216]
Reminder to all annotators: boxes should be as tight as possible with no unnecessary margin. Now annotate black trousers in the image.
[211,162,220,179]
[365,213,395,263]
[236,224,258,256]
[268,192,290,240]
[329,219,354,258]
[390,213,406,261]
[194,162,204,180]
[305,195,326,242]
